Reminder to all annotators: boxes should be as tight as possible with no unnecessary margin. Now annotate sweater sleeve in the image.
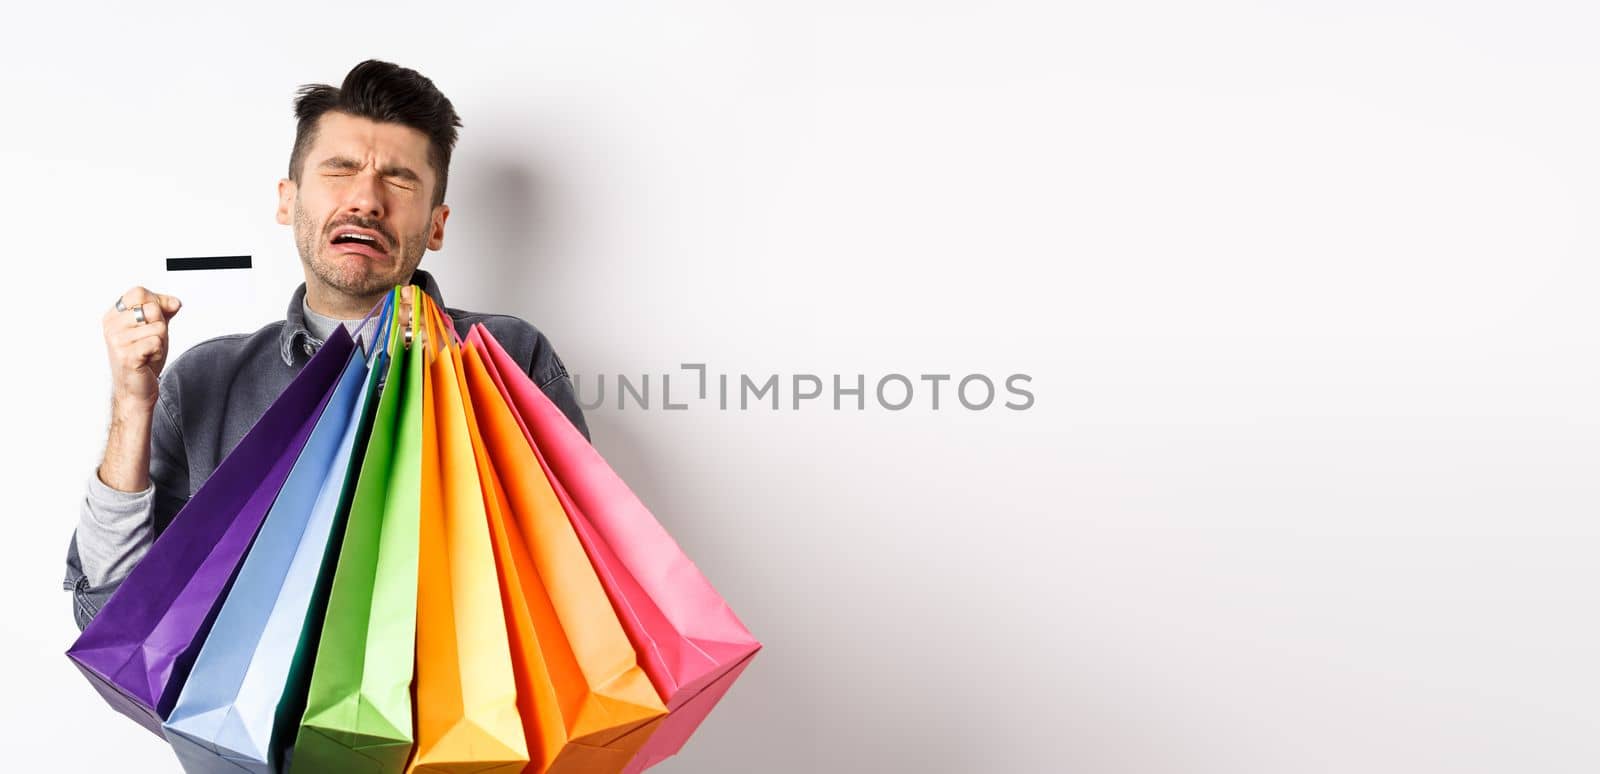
[76,468,155,587]
[64,384,191,631]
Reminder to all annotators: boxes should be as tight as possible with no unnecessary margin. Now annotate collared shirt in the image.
[65,269,590,630]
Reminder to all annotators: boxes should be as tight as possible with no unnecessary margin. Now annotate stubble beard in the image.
[293,197,424,299]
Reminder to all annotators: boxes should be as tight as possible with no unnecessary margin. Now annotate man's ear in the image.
[427,203,450,250]
[275,178,295,225]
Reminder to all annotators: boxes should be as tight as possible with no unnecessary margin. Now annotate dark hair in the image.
[288,59,463,207]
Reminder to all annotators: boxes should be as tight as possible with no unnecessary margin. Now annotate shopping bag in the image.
[289,291,422,774]
[460,340,667,774]
[467,324,761,773]
[67,324,359,736]
[163,294,393,772]
[407,293,529,772]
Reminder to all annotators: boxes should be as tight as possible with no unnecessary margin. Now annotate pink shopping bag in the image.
[467,325,761,772]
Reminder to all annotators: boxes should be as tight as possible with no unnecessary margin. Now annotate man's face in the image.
[275,111,450,301]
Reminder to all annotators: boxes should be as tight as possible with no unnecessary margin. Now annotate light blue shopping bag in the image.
[162,297,393,773]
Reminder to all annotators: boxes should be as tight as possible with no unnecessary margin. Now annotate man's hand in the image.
[98,287,181,493]
[103,287,182,409]
[398,285,434,350]
[399,285,414,344]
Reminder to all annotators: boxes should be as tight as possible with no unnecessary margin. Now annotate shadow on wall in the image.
[450,151,984,773]
[451,158,553,319]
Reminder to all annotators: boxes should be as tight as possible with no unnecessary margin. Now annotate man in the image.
[65,59,591,630]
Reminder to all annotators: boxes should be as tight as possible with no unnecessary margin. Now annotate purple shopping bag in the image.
[66,325,358,735]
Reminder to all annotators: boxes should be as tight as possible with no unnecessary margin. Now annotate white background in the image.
[3,1,1599,772]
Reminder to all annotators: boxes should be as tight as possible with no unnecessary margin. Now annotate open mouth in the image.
[328,230,388,260]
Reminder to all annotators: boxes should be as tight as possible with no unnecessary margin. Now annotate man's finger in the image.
[118,286,159,312]
[133,299,168,326]
[154,293,182,318]
[136,334,163,358]
[399,287,416,335]
[120,335,163,372]
[119,320,169,345]
[112,305,158,330]
[114,326,168,355]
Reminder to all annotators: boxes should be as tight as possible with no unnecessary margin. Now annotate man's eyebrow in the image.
[316,155,423,183]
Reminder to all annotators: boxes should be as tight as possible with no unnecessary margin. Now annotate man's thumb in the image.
[158,294,183,318]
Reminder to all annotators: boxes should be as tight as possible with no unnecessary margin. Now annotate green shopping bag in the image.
[289,289,424,773]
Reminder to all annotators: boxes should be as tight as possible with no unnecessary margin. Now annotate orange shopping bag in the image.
[460,340,667,774]
[408,295,530,772]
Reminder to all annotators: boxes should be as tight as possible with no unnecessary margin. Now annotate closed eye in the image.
[316,155,424,187]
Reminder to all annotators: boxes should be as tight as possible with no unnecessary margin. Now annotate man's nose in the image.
[343,172,385,219]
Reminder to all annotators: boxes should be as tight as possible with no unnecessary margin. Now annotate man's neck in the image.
[303,277,406,320]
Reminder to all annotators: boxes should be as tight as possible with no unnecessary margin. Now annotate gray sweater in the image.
[66,270,591,629]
